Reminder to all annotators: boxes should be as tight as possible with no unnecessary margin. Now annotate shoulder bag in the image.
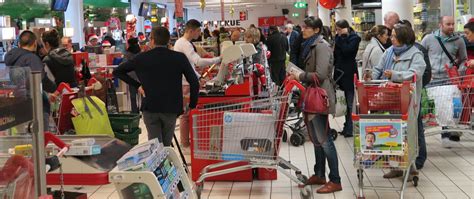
[302,74,329,115]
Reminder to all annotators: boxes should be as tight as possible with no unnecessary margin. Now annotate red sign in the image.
[239,11,247,21]
[258,16,286,27]
[175,0,184,18]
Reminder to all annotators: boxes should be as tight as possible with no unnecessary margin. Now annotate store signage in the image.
[239,11,248,21]
[175,0,184,18]
[206,20,241,27]
[35,18,52,26]
[258,16,286,27]
[292,13,300,17]
[293,1,307,9]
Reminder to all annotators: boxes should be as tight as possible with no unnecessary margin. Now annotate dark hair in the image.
[138,32,144,36]
[269,26,278,33]
[41,29,60,48]
[212,29,220,37]
[258,28,266,43]
[336,19,355,33]
[219,27,227,34]
[151,27,170,46]
[465,21,474,32]
[19,30,37,47]
[185,19,202,31]
[398,20,412,29]
[127,38,141,54]
[365,25,388,41]
[304,16,323,33]
[393,24,416,45]
[367,132,376,142]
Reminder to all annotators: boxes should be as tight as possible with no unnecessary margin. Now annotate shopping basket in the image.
[190,79,311,199]
[353,78,419,199]
[421,75,474,136]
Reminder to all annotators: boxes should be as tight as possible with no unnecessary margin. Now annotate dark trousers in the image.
[129,85,139,113]
[416,98,427,170]
[269,61,286,86]
[307,114,341,183]
[142,111,177,146]
[343,87,355,135]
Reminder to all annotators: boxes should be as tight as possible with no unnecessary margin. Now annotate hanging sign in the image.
[175,0,184,18]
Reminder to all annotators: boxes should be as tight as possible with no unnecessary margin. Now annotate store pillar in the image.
[64,0,85,48]
[307,0,317,17]
[131,0,145,35]
[382,0,414,25]
[335,0,352,22]
[318,6,331,26]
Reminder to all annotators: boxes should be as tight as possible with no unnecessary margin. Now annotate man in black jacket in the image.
[5,30,57,129]
[113,27,199,146]
[266,26,289,86]
[42,29,77,87]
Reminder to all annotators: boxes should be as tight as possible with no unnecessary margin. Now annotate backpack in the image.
[414,43,432,87]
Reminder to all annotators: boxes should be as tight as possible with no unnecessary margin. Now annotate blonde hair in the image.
[244,27,260,44]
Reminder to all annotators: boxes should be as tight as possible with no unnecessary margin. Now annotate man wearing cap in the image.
[81,34,103,54]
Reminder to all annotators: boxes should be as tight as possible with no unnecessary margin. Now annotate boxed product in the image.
[120,150,160,171]
[64,145,101,156]
[116,138,163,170]
[71,138,95,146]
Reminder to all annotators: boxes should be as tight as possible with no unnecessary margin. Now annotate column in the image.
[307,0,318,17]
[318,6,331,26]
[382,0,414,25]
[64,0,85,47]
[131,0,145,34]
[335,0,352,22]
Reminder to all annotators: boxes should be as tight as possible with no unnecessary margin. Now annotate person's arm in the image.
[391,52,426,83]
[290,35,302,64]
[371,51,388,80]
[283,35,289,52]
[181,54,199,109]
[456,40,468,75]
[30,55,56,93]
[338,35,361,55]
[113,58,141,89]
[298,43,331,83]
[178,41,220,68]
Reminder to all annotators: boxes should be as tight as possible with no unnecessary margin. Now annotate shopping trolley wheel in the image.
[296,131,306,145]
[299,186,311,199]
[297,174,308,183]
[290,133,304,147]
[330,128,338,141]
[413,176,419,187]
[282,130,288,142]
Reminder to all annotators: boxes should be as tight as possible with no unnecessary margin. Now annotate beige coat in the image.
[298,35,336,114]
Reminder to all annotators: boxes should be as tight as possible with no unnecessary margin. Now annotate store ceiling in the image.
[163,0,295,10]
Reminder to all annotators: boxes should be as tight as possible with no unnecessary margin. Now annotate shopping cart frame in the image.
[352,77,419,199]
[422,75,474,137]
[190,79,312,199]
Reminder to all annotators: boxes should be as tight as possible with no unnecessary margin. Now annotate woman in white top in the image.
[362,25,389,78]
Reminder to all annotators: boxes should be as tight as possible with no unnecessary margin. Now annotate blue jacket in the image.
[333,31,361,90]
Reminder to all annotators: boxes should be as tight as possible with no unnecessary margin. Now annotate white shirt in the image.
[173,37,221,78]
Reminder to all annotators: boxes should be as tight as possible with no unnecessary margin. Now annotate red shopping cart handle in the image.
[44,132,69,149]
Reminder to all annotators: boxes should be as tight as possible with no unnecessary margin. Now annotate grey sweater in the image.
[421,30,467,80]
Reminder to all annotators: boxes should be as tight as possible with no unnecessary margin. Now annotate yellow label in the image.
[378,132,390,138]
[385,142,399,147]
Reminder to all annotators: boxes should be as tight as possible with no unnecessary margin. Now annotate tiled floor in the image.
[49,117,474,199]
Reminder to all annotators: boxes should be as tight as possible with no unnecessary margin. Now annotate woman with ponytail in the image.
[362,25,389,77]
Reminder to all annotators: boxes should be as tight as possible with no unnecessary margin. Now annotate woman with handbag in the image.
[368,24,426,179]
[288,16,342,194]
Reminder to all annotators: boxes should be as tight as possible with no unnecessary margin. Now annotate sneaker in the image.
[442,138,456,148]
[383,170,403,179]
[316,182,342,194]
[407,169,419,182]
[305,175,327,185]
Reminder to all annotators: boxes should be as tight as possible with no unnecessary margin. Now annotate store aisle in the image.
[53,116,474,199]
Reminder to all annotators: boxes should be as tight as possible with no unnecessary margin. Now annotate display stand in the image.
[109,146,195,199]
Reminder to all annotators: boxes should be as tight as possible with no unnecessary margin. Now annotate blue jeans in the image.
[416,99,427,170]
[307,114,341,184]
[343,88,355,135]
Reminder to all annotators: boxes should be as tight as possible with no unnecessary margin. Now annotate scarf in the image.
[301,34,319,60]
[374,37,386,53]
[381,45,411,79]
[435,29,455,42]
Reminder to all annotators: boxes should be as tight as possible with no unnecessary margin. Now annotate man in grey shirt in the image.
[421,16,467,148]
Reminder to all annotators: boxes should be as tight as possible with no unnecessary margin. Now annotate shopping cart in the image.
[191,79,312,199]
[421,75,474,136]
[352,78,419,199]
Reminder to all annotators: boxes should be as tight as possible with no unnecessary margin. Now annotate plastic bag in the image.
[71,96,114,137]
[426,85,461,126]
[333,89,346,117]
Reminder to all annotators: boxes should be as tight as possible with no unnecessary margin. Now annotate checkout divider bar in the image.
[30,71,47,197]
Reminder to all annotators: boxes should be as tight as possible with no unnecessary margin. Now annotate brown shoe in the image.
[305,175,327,185]
[383,170,403,179]
[316,182,342,194]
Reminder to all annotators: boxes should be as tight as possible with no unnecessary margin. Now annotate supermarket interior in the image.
[0,0,474,199]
